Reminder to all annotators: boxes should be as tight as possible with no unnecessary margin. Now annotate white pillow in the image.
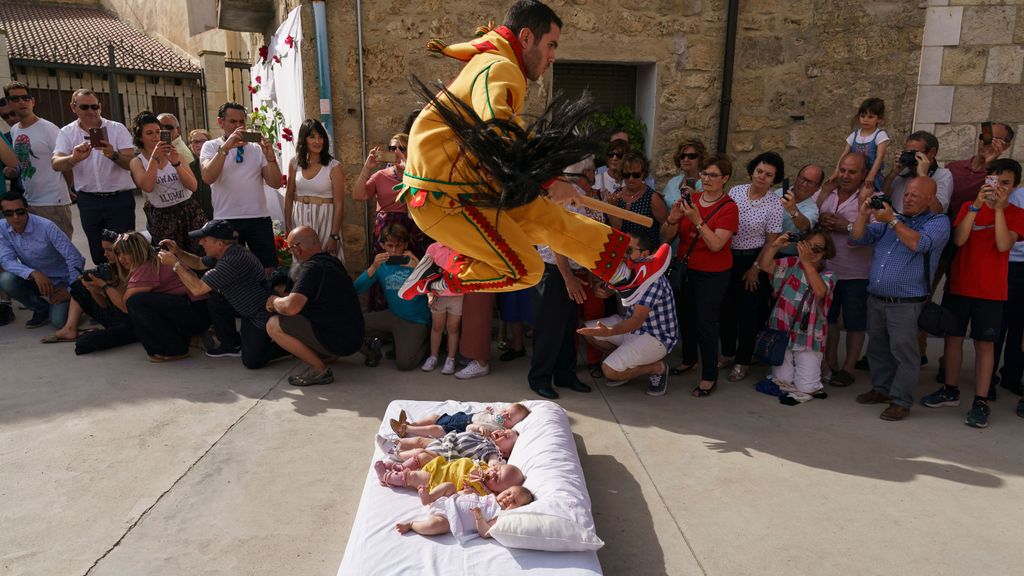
[489,511,605,552]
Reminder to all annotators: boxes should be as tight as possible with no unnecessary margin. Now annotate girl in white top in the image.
[833,97,889,191]
[284,119,346,264]
[129,111,207,254]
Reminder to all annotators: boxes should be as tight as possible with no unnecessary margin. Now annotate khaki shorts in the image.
[429,294,464,316]
[28,205,73,238]
[278,314,332,357]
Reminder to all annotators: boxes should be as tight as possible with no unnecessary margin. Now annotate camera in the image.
[869,194,892,210]
[82,263,113,282]
[787,232,804,243]
[899,150,918,168]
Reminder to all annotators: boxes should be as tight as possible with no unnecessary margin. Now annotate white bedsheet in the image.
[338,400,603,576]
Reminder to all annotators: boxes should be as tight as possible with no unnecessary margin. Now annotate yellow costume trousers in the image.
[408,189,630,293]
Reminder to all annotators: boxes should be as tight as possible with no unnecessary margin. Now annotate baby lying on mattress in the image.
[375,455,525,503]
[396,485,535,543]
[380,428,518,470]
[389,403,530,438]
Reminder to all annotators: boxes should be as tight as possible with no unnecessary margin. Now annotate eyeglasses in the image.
[679,153,700,160]
[190,139,208,145]
[7,95,32,102]
[796,175,822,187]
[622,171,644,180]
[160,124,176,131]
[387,145,406,152]
[2,208,28,217]
[607,152,623,159]
[235,146,245,163]
[699,171,723,179]
[77,104,101,111]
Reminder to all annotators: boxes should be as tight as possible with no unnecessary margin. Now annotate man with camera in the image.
[265,226,364,386]
[0,192,85,328]
[849,177,949,421]
[52,89,136,266]
[199,102,282,272]
[945,122,1015,222]
[156,219,287,369]
[881,130,952,214]
[776,164,823,256]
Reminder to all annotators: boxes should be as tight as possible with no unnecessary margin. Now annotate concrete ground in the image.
[3,205,1024,575]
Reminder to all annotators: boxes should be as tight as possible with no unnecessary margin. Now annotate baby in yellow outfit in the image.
[375,455,525,505]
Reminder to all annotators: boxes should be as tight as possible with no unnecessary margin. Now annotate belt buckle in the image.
[300,196,311,205]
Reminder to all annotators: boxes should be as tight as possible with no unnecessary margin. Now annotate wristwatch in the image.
[110,150,121,163]
[218,147,229,156]
[846,223,854,234]
[887,219,899,230]
[330,233,341,241]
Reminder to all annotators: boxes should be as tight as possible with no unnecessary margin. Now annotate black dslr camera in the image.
[869,194,892,210]
[82,263,113,282]
[899,150,918,170]
[787,232,804,243]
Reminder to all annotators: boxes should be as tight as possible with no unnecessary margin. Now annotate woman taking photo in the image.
[663,138,707,206]
[129,111,207,254]
[284,119,346,263]
[661,155,738,396]
[720,151,787,382]
[105,232,210,362]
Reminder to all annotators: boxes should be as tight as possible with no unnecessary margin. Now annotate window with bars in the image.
[552,62,637,114]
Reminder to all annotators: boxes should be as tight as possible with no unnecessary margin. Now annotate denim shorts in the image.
[436,412,472,433]
[826,279,869,332]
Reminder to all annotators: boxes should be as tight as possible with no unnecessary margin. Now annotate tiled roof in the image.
[0,1,200,74]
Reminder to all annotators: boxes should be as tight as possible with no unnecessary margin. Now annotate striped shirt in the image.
[628,275,678,351]
[201,243,271,328]
[426,432,502,464]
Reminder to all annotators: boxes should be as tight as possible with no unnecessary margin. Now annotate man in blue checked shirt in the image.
[578,233,677,397]
[0,192,85,329]
[849,177,949,421]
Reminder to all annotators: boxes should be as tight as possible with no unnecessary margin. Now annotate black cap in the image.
[188,219,237,240]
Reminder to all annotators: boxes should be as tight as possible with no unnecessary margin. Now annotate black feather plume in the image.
[410,76,606,209]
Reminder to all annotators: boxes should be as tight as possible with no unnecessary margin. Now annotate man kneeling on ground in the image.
[265,226,364,386]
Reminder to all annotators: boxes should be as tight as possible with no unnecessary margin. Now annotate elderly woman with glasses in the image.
[663,139,707,206]
[605,152,668,250]
[284,119,346,264]
[187,129,213,220]
[354,132,428,310]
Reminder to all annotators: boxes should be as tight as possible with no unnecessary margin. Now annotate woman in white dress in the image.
[284,119,345,263]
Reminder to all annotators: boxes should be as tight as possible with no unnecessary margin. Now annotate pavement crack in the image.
[594,384,710,576]
[80,371,291,575]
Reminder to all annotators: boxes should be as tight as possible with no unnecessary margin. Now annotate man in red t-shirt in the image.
[921,159,1024,428]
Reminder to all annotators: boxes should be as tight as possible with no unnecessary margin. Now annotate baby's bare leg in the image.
[397,437,432,451]
[404,424,446,438]
[408,413,440,426]
[419,482,456,505]
[397,515,450,536]
[405,470,431,489]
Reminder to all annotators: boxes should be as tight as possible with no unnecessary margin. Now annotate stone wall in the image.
[914,0,1024,164]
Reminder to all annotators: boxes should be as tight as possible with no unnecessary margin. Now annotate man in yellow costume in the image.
[398,0,670,307]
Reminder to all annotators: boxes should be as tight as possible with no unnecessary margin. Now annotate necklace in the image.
[700,191,725,206]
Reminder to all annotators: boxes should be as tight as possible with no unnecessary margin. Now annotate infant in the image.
[389,403,530,439]
[374,455,525,504]
[396,485,534,543]
[385,429,518,473]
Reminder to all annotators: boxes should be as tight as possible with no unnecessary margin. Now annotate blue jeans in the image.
[0,271,70,328]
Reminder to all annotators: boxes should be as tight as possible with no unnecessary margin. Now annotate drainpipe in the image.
[355,0,372,265]
[311,1,334,148]
[716,0,739,154]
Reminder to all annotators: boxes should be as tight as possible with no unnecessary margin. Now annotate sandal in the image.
[727,364,748,382]
[389,418,407,438]
[670,363,696,376]
[588,363,604,379]
[692,381,717,397]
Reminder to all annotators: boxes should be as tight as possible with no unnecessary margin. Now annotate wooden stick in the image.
[574,194,654,228]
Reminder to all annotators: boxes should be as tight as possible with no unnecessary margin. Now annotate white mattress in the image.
[338,399,603,576]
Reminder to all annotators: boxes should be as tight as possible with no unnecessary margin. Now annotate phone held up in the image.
[241,131,263,143]
[159,130,172,144]
[386,255,410,266]
[376,149,397,163]
[981,122,993,146]
[87,127,108,147]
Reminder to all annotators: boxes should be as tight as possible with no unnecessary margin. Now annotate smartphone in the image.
[781,178,790,195]
[241,131,262,143]
[87,127,107,147]
[377,150,396,163]
[981,122,993,145]
[684,177,697,190]
[386,255,410,266]
[159,130,172,144]
[985,174,999,189]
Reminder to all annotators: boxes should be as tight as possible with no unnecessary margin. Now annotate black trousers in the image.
[227,217,278,269]
[69,280,136,355]
[993,261,1024,393]
[127,292,211,357]
[678,268,732,382]
[207,292,286,369]
[719,250,772,365]
[77,190,136,265]
[528,264,579,391]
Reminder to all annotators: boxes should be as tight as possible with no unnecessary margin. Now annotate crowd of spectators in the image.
[0,80,1022,429]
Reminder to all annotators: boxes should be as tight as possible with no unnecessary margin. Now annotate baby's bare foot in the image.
[418,485,432,505]
[396,522,412,534]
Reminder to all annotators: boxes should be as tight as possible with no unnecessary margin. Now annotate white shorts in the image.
[587,314,667,373]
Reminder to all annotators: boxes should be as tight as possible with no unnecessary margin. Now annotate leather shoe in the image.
[855,389,891,405]
[879,403,910,421]
[532,387,559,400]
[555,378,592,393]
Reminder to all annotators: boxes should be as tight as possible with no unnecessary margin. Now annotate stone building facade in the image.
[220,0,1023,270]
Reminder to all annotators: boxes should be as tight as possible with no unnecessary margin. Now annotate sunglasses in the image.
[622,171,644,180]
[679,153,700,160]
[77,104,101,111]
[235,146,245,163]
[2,208,28,217]
[160,124,176,131]
[7,95,32,102]
[387,145,406,152]
[607,152,623,159]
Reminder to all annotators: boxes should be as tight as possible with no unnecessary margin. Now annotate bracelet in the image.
[695,222,703,233]
[171,161,181,167]
[967,205,981,213]
[101,283,112,291]
[172,262,181,273]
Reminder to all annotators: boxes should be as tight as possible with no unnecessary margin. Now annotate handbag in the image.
[754,275,815,367]
[669,196,732,287]
[910,226,957,337]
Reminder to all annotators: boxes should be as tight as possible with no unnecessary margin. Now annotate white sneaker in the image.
[455,360,490,380]
[441,357,456,375]
[421,356,438,372]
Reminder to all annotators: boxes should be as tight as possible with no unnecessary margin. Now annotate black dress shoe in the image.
[532,387,559,399]
[555,378,592,393]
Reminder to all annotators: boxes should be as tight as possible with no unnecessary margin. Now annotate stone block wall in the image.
[916,0,1024,164]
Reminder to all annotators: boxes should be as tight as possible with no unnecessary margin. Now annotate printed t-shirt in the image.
[675,193,738,273]
[10,119,71,206]
[950,203,1024,301]
[139,155,193,208]
[128,262,201,301]
[199,138,269,219]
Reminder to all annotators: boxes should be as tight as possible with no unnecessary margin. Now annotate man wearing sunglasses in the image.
[0,192,86,329]
[52,89,137,265]
[3,82,74,239]
[156,112,195,165]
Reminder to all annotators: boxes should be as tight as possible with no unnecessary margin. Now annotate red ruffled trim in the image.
[442,204,526,293]
[589,229,630,283]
